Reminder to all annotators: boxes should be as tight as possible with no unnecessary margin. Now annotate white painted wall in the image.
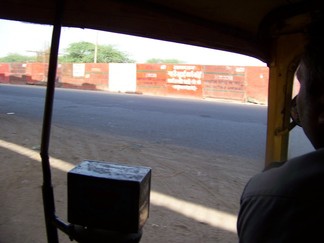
[108,63,137,93]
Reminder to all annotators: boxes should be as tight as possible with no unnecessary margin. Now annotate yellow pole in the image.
[265,33,305,166]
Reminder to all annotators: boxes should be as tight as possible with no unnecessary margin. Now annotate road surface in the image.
[0,84,312,162]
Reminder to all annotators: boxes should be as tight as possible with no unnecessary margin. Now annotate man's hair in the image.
[301,12,324,92]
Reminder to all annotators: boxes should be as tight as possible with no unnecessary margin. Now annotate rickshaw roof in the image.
[0,0,315,63]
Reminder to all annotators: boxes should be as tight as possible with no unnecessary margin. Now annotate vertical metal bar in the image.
[265,34,304,166]
[40,0,64,242]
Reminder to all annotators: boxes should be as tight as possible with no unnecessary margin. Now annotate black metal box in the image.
[68,160,151,233]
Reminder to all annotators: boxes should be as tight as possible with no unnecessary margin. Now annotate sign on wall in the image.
[203,65,245,101]
[73,63,85,77]
[166,64,203,97]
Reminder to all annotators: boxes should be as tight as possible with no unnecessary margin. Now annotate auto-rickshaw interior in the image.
[0,0,322,242]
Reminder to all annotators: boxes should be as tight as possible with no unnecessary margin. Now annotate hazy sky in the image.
[0,19,266,66]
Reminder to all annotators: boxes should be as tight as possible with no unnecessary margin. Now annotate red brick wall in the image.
[0,62,269,104]
[59,63,109,90]
[245,66,269,104]
[202,65,246,101]
[8,63,28,84]
[0,63,10,83]
[85,63,109,90]
[26,63,48,84]
[136,64,167,96]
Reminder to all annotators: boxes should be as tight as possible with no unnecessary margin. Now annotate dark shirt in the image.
[237,148,324,243]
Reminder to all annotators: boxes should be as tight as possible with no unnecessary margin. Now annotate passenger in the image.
[237,13,324,242]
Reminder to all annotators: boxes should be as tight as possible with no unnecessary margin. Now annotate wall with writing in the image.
[0,62,269,104]
[203,65,246,101]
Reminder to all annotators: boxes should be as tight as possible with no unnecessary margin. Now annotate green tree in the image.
[60,41,135,63]
[146,58,185,64]
[0,53,36,62]
[97,45,135,63]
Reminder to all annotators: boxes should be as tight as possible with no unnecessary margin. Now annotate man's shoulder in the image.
[242,148,324,199]
[238,149,324,242]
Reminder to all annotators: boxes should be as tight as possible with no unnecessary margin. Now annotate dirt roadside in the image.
[0,114,259,243]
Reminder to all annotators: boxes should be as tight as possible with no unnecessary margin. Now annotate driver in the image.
[237,12,324,242]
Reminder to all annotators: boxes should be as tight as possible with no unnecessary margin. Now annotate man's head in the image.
[296,15,324,149]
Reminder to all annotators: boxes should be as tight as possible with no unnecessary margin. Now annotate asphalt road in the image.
[0,84,312,162]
